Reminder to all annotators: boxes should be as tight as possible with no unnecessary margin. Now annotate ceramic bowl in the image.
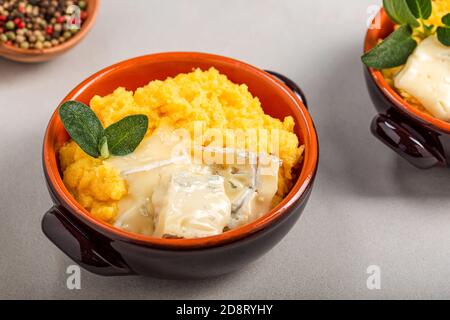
[0,0,99,63]
[42,52,319,279]
[364,8,449,169]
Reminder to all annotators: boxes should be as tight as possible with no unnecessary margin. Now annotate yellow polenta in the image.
[60,68,303,223]
[427,0,450,27]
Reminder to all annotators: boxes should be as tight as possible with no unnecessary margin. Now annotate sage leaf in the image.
[406,0,432,20]
[362,25,417,69]
[104,115,148,156]
[443,13,450,26]
[59,101,104,158]
[99,136,110,159]
[437,27,450,46]
[383,0,420,27]
[437,14,450,46]
[424,24,435,33]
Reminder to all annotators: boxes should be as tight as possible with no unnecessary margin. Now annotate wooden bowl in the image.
[0,0,99,63]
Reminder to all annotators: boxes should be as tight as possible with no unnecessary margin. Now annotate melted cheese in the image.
[227,154,280,229]
[394,36,450,121]
[107,127,192,235]
[107,127,281,238]
[153,172,231,238]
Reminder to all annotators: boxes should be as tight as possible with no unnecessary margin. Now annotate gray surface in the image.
[1,0,450,300]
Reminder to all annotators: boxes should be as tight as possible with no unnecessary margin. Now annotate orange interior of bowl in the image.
[43,52,318,249]
[365,9,450,133]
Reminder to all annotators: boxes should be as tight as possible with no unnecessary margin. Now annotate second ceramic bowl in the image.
[42,52,318,279]
[0,0,99,63]
[364,8,450,169]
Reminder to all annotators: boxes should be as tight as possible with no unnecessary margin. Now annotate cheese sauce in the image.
[394,36,450,121]
[106,127,281,239]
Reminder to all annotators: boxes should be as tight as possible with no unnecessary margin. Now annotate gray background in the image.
[1,0,450,300]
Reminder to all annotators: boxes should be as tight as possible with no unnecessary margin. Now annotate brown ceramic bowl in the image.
[0,0,99,63]
[42,52,319,279]
[364,8,450,168]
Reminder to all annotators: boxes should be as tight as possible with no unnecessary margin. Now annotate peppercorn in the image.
[78,1,86,10]
[6,31,15,40]
[18,3,25,13]
[15,34,24,42]
[0,0,88,50]
[34,40,42,49]
[19,40,28,49]
[5,20,14,29]
[45,25,53,35]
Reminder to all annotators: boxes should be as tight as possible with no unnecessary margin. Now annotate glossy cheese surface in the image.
[395,36,450,121]
[153,172,231,239]
[107,128,281,238]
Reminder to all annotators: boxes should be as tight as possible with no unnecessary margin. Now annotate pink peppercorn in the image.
[80,11,88,21]
[45,26,54,35]
[18,4,26,14]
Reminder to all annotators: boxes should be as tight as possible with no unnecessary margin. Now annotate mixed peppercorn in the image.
[0,0,88,50]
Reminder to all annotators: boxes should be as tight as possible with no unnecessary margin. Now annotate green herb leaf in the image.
[59,101,149,159]
[104,115,148,156]
[362,25,417,69]
[443,13,450,26]
[437,27,450,46]
[424,24,435,33]
[98,136,110,159]
[383,0,420,27]
[437,14,450,46]
[405,0,432,20]
[59,101,104,158]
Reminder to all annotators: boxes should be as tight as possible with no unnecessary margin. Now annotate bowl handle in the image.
[42,206,134,276]
[371,113,445,169]
[265,70,308,109]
